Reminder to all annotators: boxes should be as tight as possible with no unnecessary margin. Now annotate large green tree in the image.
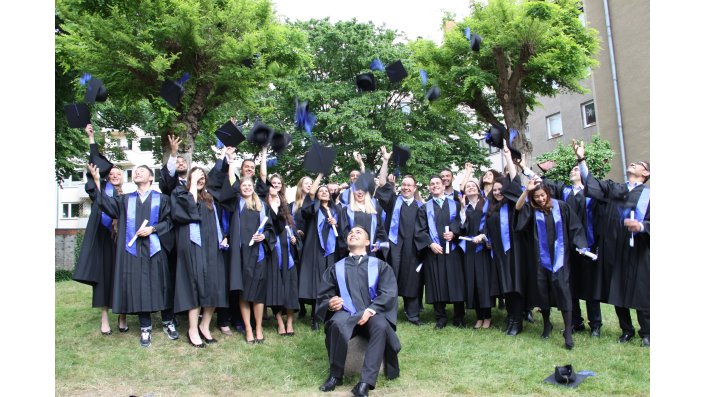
[56,0,310,164]
[241,18,488,186]
[411,0,599,155]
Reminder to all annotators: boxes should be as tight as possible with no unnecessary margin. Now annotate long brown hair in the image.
[293,176,312,213]
[186,166,214,210]
[487,179,506,217]
[528,183,554,214]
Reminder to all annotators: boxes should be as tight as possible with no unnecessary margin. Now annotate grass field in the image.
[56,280,649,396]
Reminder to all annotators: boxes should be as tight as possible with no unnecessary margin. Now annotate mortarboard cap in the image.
[485,123,507,149]
[64,103,91,128]
[353,171,377,193]
[303,142,336,176]
[424,85,441,102]
[89,148,115,179]
[271,132,292,155]
[215,119,246,148]
[392,144,411,169]
[471,32,483,52]
[509,146,522,161]
[84,78,108,104]
[160,79,185,108]
[247,121,275,148]
[385,60,408,83]
[543,365,591,388]
[356,73,376,92]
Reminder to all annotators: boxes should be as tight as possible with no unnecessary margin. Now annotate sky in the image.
[272,0,473,44]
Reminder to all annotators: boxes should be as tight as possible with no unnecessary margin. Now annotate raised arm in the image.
[258,146,268,183]
[459,162,475,193]
[516,176,539,210]
[502,139,517,180]
[377,146,391,187]
[353,151,365,173]
[309,173,323,199]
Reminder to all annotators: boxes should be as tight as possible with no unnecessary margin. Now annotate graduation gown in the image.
[338,202,388,259]
[96,189,174,314]
[377,183,423,298]
[159,162,186,197]
[170,186,229,312]
[298,200,342,300]
[516,200,587,311]
[460,200,496,309]
[266,210,302,311]
[73,178,118,308]
[483,194,526,297]
[583,175,650,311]
[414,198,465,304]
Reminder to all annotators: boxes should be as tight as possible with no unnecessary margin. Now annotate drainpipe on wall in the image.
[602,0,628,182]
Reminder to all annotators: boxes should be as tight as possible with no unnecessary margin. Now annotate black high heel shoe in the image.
[118,319,129,333]
[187,331,206,348]
[198,327,217,344]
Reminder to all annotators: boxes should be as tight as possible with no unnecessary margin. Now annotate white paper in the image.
[415,263,423,272]
[629,210,635,247]
[326,208,339,237]
[577,248,598,261]
[444,225,450,254]
[128,220,150,247]
[249,216,269,246]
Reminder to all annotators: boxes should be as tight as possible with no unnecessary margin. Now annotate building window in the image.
[69,169,84,182]
[61,203,83,219]
[581,101,597,127]
[126,169,133,182]
[546,113,563,139]
[154,168,161,183]
[478,138,499,155]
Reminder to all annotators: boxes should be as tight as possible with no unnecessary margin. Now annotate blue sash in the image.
[500,203,511,253]
[275,229,296,270]
[189,199,224,248]
[240,198,266,262]
[317,205,337,257]
[340,185,356,205]
[100,183,114,230]
[535,199,565,273]
[346,206,378,249]
[563,186,594,247]
[221,208,231,236]
[335,256,380,315]
[389,196,422,245]
[125,191,161,257]
[425,198,457,252]
[634,186,650,223]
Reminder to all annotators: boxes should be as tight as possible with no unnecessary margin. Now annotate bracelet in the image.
[576,157,585,163]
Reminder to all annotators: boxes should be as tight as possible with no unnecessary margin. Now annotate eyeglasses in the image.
[631,161,650,171]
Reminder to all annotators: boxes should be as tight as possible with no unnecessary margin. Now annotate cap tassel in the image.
[79,73,92,86]
[370,58,385,71]
[176,72,191,86]
[419,69,428,88]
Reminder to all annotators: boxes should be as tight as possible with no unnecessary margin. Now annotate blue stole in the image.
[189,198,224,248]
[275,226,296,270]
[535,199,565,273]
[125,190,161,257]
[346,206,378,249]
[340,184,356,205]
[562,186,594,247]
[221,207,231,236]
[388,196,422,245]
[100,183,114,230]
[317,204,337,257]
[459,200,488,253]
[425,197,457,252]
[240,198,266,262]
[500,203,511,253]
[335,256,380,315]
[634,186,650,223]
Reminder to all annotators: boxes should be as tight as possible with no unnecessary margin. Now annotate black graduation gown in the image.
[96,189,174,314]
[159,162,186,197]
[73,178,118,308]
[377,184,423,298]
[516,200,587,311]
[583,175,650,311]
[290,195,313,237]
[338,202,389,259]
[266,210,302,311]
[414,198,465,304]
[460,200,496,309]
[298,201,342,300]
[170,187,229,312]
[484,198,526,297]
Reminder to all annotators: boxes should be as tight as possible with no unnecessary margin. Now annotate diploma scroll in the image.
[127,220,149,247]
[444,226,450,254]
[326,208,339,237]
[629,211,635,247]
[577,248,598,261]
[249,216,269,246]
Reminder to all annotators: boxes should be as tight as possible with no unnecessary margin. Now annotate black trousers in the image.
[216,291,244,327]
[572,298,602,328]
[475,307,491,320]
[433,302,465,323]
[138,310,174,329]
[326,314,388,387]
[615,306,649,337]
[402,297,421,322]
[505,292,524,322]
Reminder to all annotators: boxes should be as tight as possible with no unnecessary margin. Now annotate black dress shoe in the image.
[319,376,342,392]
[409,319,423,326]
[351,382,371,397]
[573,322,586,332]
[618,331,635,343]
[434,320,447,330]
[641,336,650,347]
[452,319,466,328]
[504,319,515,335]
[198,327,217,344]
[563,330,574,350]
[541,322,553,339]
[590,326,601,338]
[507,321,522,336]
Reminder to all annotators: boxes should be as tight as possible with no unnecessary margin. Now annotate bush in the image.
[56,269,74,282]
[74,230,85,268]
[535,135,613,184]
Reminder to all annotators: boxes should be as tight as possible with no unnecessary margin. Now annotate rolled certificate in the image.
[577,248,598,261]
[459,235,477,242]
[629,210,635,247]
[416,263,423,273]
[128,220,149,247]
[326,208,338,237]
[285,225,293,238]
[444,225,450,254]
[249,216,269,246]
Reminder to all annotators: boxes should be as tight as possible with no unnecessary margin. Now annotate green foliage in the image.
[536,135,613,183]
[56,269,74,282]
[73,230,85,269]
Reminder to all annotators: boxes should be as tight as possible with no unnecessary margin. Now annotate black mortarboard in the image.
[84,78,108,104]
[353,171,377,193]
[89,145,115,179]
[471,32,483,52]
[247,121,275,148]
[424,85,441,101]
[385,60,408,83]
[303,142,336,176]
[270,132,292,155]
[485,123,507,149]
[64,103,91,128]
[160,79,185,108]
[509,146,522,161]
[215,120,246,148]
[543,365,590,388]
[356,73,376,92]
[392,144,411,168]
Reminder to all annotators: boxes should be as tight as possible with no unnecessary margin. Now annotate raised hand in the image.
[353,151,363,166]
[572,139,585,159]
[87,163,100,182]
[465,162,475,175]
[190,168,204,190]
[85,123,94,138]
[527,176,541,191]
[168,134,182,156]
[381,146,391,162]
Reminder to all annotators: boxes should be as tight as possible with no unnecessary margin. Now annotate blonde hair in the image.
[350,191,377,214]
[240,177,263,211]
[293,176,312,213]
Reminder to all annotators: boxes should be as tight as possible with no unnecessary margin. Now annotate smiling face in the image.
[302,177,313,194]
[240,178,254,198]
[189,168,206,191]
[133,166,154,184]
[354,189,366,204]
[175,156,188,174]
[316,185,330,202]
[108,168,123,186]
[400,177,417,199]
[482,170,495,185]
[464,181,480,197]
[270,176,282,192]
[429,177,444,197]
[241,160,255,178]
[346,226,370,250]
[627,161,650,182]
[350,170,360,183]
[569,166,581,183]
[531,187,549,208]
[492,181,504,202]
[440,170,453,189]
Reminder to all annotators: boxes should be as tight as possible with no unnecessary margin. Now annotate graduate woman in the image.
[170,167,230,348]
[73,123,127,335]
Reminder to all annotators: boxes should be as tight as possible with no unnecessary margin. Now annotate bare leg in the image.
[100,307,111,333]
[199,307,216,340]
[275,311,286,335]
[117,313,127,330]
[239,299,254,342]
[253,303,265,340]
[286,309,295,334]
[188,308,203,345]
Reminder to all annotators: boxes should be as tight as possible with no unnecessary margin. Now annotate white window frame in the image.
[546,113,563,139]
[581,100,596,128]
[126,169,133,182]
[61,202,82,219]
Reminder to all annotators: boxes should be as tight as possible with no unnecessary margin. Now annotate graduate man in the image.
[573,140,651,347]
[317,226,401,397]
[337,151,365,205]
[160,134,189,196]
[440,168,462,202]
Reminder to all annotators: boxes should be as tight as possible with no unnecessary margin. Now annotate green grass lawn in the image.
[56,280,649,396]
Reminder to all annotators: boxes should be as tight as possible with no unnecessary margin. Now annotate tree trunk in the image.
[159,82,212,166]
